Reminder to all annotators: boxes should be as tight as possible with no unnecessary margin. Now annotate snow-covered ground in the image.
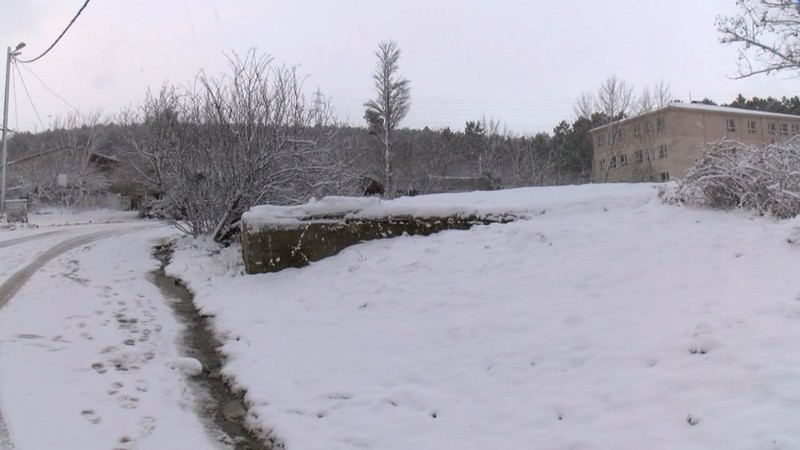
[0,211,224,449]
[168,183,800,450]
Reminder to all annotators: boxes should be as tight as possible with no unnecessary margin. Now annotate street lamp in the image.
[1,42,24,216]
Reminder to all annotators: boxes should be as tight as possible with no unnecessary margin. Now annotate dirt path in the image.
[0,225,156,450]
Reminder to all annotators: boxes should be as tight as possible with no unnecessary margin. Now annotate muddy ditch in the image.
[152,243,282,450]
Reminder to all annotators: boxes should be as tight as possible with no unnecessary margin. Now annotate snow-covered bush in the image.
[677,137,800,218]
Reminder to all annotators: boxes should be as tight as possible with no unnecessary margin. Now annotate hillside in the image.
[169,183,800,450]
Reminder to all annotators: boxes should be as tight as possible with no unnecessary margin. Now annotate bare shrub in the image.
[677,137,800,218]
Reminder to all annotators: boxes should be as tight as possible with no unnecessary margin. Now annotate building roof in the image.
[9,148,120,166]
[669,102,800,119]
[7,148,62,166]
[590,102,800,133]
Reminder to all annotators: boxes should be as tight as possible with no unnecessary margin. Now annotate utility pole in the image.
[1,43,24,216]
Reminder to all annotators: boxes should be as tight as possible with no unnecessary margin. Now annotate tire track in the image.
[0,230,67,250]
[0,224,159,450]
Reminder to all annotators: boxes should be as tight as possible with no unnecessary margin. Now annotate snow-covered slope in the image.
[170,183,800,450]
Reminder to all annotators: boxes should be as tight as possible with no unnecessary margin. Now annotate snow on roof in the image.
[9,148,120,165]
[590,102,800,133]
[669,102,800,119]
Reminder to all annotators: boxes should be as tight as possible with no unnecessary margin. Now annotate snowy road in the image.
[0,218,223,450]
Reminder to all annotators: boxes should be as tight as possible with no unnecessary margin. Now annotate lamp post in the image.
[1,42,24,216]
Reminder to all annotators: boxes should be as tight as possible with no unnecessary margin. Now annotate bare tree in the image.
[717,0,800,78]
[124,49,353,243]
[634,81,672,181]
[56,112,111,207]
[118,86,182,203]
[364,40,411,197]
[576,75,634,182]
[637,80,672,115]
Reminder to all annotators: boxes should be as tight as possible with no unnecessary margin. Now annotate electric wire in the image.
[17,62,78,112]
[14,63,47,130]
[17,0,91,64]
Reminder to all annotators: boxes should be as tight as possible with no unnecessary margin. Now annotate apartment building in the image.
[590,102,800,183]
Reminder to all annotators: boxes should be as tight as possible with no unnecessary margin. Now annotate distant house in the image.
[9,148,119,177]
[590,102,800,183]
[7,147,129,208]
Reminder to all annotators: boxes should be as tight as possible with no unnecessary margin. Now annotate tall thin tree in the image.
[364,40,411,197]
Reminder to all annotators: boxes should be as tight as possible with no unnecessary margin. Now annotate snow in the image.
[169,183,800,449]
[24,207,141,227]
[169,357,204,377]
[0,211,223,450]
[1,187,798,449]
[243,183,643,230]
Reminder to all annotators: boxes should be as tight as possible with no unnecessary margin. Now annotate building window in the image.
[792,124,800,135]
[645,120,653,133]
[656,117,665,132]
[726,119,736,132]
[660,172,670,182]
[780,123,789,136]
[658,144,667,159]
[634,150,644,163]
[633,124,641,137]
[747,121,757,134]
[619,154,627,166]
[610,156,617,169]
[768,123,777,135]
[600,159,606,170]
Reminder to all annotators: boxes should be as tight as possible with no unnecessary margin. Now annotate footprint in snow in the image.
[117,394,139,410]
[135,379,149,393]
[81,409,101,424]
[116,435,137,449]
[107,382,124,396]
[138,416,156,436]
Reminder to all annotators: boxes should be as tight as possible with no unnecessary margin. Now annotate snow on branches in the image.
[678,137,800,218]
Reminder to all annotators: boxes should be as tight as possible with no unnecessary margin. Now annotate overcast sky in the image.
[1,0,798,135]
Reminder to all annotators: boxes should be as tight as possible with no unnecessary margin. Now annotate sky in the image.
[1,0,799,136]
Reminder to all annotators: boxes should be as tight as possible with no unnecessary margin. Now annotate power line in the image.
[14,63,47,130]
[17,0,91,64]
[17,62,78,112]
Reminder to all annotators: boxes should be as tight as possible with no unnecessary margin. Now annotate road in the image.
[0,220,223,450]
